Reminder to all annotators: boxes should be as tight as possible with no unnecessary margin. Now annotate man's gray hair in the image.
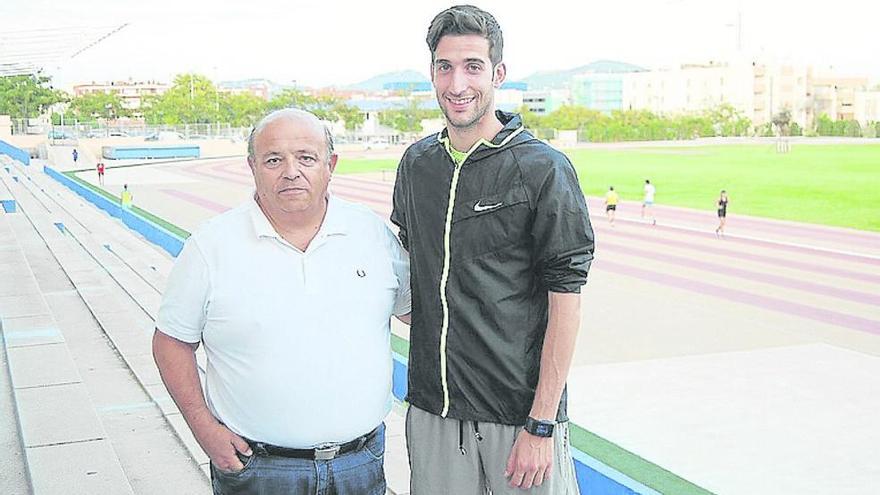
[426,5,503,66]
[247,108,335,161]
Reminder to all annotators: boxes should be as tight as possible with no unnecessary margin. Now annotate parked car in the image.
[47,130,74,140]
[365,138,390,150]
[144,131,185,141]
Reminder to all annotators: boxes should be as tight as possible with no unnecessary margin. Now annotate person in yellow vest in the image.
[604,186,619,226]
[121,184,133,209]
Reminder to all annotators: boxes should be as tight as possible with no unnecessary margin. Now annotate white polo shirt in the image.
[156,195,410,448]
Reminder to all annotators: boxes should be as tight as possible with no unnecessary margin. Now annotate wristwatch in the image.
[523,417,555,438]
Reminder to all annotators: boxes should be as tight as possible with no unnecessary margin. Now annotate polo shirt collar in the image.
[247,193,347,240]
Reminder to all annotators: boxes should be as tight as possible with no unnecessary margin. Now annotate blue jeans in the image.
[211,423,386,495]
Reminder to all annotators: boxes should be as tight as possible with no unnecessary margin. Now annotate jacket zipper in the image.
[434,125,524,418]
[438,160,463,417]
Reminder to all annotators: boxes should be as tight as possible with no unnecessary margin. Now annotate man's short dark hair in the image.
[426,5,503,66]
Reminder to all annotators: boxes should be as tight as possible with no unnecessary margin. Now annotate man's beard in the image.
[442,96,491,130]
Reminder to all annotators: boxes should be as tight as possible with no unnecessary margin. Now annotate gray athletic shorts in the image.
[406,405,580,494]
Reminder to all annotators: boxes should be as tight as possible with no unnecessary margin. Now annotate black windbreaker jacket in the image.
[391,111,595,425]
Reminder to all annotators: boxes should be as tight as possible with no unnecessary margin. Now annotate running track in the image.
[83,158,880,345]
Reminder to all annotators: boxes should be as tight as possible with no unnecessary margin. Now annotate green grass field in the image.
[335,143,880,232]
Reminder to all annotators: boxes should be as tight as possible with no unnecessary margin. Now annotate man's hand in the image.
[504,429,554,489]
[193,419,253,473]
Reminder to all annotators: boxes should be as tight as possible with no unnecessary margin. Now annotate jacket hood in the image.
[437,111,536,163]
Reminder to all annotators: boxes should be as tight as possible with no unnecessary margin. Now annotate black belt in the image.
[246,427,377,461]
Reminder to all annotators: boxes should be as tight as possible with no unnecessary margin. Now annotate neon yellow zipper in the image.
[436,126,525,417]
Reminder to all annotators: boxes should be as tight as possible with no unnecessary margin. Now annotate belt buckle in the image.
[314,445,340,460]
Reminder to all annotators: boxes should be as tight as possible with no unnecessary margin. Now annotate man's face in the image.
[431,34,505,130]
[248,117,337,217]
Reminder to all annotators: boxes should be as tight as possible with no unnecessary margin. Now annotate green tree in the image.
[517,105,544,129]
[218,93,266,127]
[772,109,792,136]
[379,101,422,133]
[334,103,365,131]
[68,91,127,121]
[844,120,861,137]
[268,89,320,114]
[542,105,601,130]
[379,100,440,134]
[704,104,751,136]
[267,89,363,127]
[816,114,834,135]
[0,74,65,119]
[142,73,219,124]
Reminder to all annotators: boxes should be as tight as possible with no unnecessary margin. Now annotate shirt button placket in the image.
[301,255,310,294]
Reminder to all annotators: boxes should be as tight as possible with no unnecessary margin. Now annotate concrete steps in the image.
[0,161,208,494]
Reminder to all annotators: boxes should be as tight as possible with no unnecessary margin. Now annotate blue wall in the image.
[0,139,30,166]
[103,145,200,160]
[44,166,185,257]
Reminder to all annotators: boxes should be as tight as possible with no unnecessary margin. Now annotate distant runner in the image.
[72,148,79,164]
[642,179,656,225]
[716,190,729,236]
[97,161,105,186]
[605,186,619,226]
[120,184,133,209]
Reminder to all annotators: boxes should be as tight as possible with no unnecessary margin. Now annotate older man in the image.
[153,108,410,495]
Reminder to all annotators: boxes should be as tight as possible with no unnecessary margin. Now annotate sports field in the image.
[334,143,880,231]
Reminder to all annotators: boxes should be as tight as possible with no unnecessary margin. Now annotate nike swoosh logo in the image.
[473,201,503,212]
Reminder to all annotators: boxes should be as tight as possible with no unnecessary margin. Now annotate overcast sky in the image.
[4,0,879,90]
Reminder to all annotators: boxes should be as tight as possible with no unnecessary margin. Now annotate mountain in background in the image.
[520,60,646,90]
[341,60,644,93]
[344,70,430,91]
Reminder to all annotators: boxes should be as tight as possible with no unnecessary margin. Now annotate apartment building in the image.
[72,80,169,110]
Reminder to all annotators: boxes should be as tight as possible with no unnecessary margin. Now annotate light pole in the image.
[213,66,220,137]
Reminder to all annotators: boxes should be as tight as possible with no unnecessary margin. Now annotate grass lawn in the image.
[336,143,880,232]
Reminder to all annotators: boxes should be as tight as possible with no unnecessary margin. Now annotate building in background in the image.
[217,79,297,100]
[570,60,645,112]
[751,63,813,128]
[72,80,169,111]
[522,89,569,115]
[620,60,828,129]
[811,76,869,122]
[623,61,756,121]
[854,88,880,126]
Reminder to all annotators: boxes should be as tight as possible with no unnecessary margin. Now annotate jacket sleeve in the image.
[391,152,410,250]
[530,155,595,293]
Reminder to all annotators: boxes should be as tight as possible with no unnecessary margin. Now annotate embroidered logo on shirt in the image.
[473,200,503,212]
[356,269,366,278]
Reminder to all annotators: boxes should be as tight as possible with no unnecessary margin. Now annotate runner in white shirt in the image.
[642,179,656,225]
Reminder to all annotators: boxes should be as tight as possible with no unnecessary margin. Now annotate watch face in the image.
[526,418,554,437]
